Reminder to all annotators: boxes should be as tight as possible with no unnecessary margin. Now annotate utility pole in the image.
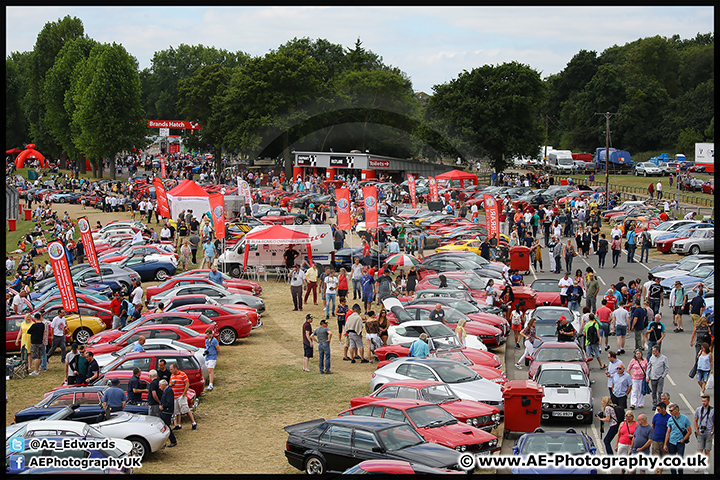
[595,112,619,207]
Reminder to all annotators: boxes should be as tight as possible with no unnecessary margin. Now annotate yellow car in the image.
[37,311,107,344]
[435,236,510,254]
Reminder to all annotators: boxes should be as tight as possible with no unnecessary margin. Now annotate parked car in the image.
[645,220,698,244]
[343,459,465,475]
[671,229,715,255]
[333,246,389,269]
[652,257,714,281]
[405,297,509,335]
[172,269,261,295]
[349,379,501,431]
[338,399,500,454]
[36,303,114,329]
[117,254,177,282]
[86,312,215,346]
[164,294,261,328]
[86,324,207,356]
[254,208,307,225]
[7,311,105,347]
[649,254,714,275]
[283,416,464,474]
[532,363,593,424]
[660,265,714,297]
[526,341,591,379]
[33,263,141,296]
[169,304,252,344]
[511,427,598,474]
[522,306,581,343]
[634,162,663,176]
[145,276,252,301]
[702,179,714,194]
[146,284,265,313]
[92,338,207,372]
[529,279,563,306]
[370,357,504,411]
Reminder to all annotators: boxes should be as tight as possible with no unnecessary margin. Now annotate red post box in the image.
[24,209,32,221]
[501,380,545,438]
[8,219,17,231]
[510,245,531,273]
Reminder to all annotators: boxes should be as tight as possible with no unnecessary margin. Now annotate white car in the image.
[93,338,209,379]
[522,306,581,341]
[671,229,715,255]
[532,363,593,424]
[370,357,504,411]
[651,257,714,280]
[634,162,663,176]
[646,220,697,243]
[7,413,167,460]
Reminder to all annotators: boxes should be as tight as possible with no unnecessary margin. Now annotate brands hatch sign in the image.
[147,120,202,130]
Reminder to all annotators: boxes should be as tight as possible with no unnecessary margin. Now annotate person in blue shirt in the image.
[132,336,146,352]
[102,378,127,413]
[201,238,216,269]
[360,270,375,314]
[650,403,671,473]
[626,229,637,263]
[409,333,430,358]
[664,403,692,474]
[204,328,219,391]
[208,265,224,286]
[510,270,524,287]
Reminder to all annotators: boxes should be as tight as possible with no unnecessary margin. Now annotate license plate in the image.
[476,451,491,456]
[552,411,574,417]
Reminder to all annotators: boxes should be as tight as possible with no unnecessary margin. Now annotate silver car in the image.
[634,162,662,176]
[370,357,504,411]
[6,415,166,460]
[671,229,715,255]
[147,283,265,312]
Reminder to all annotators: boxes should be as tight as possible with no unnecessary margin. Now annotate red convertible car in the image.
[529,279,562,306]
[164,295,260,328]
[349,379,501,431]
[168,304,252,344]
[86,324,207,356]
[145,276,252,302]
[86,312,215,346]
[338,399,500,454]
[173,269,261,295]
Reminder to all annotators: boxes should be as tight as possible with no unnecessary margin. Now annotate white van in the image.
[218,224,335,278]
[547,150,575,173]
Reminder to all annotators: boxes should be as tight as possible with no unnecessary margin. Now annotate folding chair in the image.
[255,265,268,282]
[7,349,28,380]
[275,266,289,283]
[244,266,256,280]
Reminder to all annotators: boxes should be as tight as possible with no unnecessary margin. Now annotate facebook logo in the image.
[10,454,25,471]
[9,436,25,452]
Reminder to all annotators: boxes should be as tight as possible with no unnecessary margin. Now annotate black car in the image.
[333,246,389,269]
[284,416,462,474]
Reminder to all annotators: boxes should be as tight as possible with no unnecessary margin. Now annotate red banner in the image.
[47,241,78,312]
[148,120,202,130]
[153,178,171,219]
[160,157,166,178]
[407,174,417,208]
[336,188,351,230]
[209,193,226,240]
[363,186,378,229]
[168,144,181,154]
[77,217,100,276]
[428,176,439,202]
[483,194,500,237]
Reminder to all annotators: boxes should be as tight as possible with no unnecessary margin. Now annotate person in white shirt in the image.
[612,305,629,354]
[485,279,500,306]
[656,180,663,200]
[48,309,68,363]
[131,281,144,305]
[558,273,574,306]
[610,225,623,241]
[160,225,171,241]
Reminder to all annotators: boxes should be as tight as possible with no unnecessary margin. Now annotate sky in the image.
[6,6,714,94]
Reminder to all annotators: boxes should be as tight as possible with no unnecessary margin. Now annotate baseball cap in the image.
[558,316,567,322]
[306,314,314,320]
[320,320,328,325]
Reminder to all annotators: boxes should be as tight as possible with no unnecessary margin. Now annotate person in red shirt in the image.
[596,298,613,351]
[362,238,371,257]
[110,292,123,329]
[169,363,197,430]
[659,211,668,222]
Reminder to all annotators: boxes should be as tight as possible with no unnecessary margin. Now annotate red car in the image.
[349,379,501,431]
[338,399,500,454]
[655,233,694,253]
[164,295,260,328]
[702,179,714,194]
[169,304,252,344]
[173,269,261,295]
[376,350,507,385]
[86,312,215,346]
[30,294,111,314]
[98,350,205,395]
[526,341,591,379]
[529,279,562,306]
[346,460,464,475]
[86,324,207,356]
[404,298,509,335]
[388,305,504,349]
[557,190,594,205]
[375,337,501,368]
[145,277,251,302]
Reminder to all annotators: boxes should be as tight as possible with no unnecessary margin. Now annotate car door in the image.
[352,428,387,463]
[318,425,355,471]
[699,231,714,252]
[72,390,105,423]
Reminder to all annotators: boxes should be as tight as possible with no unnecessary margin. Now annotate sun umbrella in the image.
[384,253,420,268]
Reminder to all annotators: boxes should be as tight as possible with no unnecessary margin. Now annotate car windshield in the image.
[689,230,710,238]
[521,434,587,454]
[536,369,587,387]
[101,356,123,374]
[535,322,559,338]
[432,350,471,365]
[424,323,456,337]
[689,266,713,279]
[406,405,457,428]
[532,308,570,323]
[444,301,478,315]
[534,347,583,363]
[531,281,560,293]
[378,424,425,451]
[433,363,480,383]
[121,318,145,332]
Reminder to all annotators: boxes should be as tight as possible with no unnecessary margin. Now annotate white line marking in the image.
[596,275,607,286]
[667,374,676,386]
[591,423,603,452]
[529,264,537,281]
[679,393,694,412]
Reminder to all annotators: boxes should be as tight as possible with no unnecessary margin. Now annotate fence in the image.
[6,184,19,226]
[588,182,713,220]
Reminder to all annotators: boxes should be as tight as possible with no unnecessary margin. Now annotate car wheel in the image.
[304,455,325,475]
[73,327,93,344]
[219,327,237,345]
[634,171,638,176]
[386,354,398,360]
[294,216,303,225]
[230,266,242,278]
[690,245,701,255]
[155,269,169,281]
[644,172,647,177]
[128,436,150,460]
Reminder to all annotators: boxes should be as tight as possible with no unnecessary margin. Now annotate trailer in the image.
[594,148,633,174]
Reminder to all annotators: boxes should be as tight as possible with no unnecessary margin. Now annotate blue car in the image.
[13,386,150,425]
[660,265,714,298]
[511,427,597,474]
[117,255,177,282]
[29,282,115,301]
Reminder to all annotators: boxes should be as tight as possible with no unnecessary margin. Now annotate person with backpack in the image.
[583,314,605,369]
[669,280,687,332]
[625,228,637,263]
[646,314,666,361]
[639,227,652,263]
[598,396,623,455]
[610,235,622,268]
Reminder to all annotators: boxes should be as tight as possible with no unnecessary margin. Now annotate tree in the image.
[6,52,32,149]
[71,43,145,178]
[675,127,703,154]
[426,62,545,172]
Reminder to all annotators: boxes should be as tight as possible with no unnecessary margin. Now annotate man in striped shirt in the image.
[169,362,197,431]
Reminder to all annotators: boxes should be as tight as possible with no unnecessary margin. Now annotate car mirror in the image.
[590,447,597,455]
[371,446,385,453]
[512,446,519,455]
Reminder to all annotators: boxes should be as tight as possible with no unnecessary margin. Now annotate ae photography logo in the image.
[9,436,142,471]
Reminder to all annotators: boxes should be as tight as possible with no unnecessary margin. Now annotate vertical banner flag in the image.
[363,186,378,229]
[160,157,166,178]
[428,176,439,202]
[77,217,100,275]
[209,193,226,240]
[47,241,78,312]
[153,178,171,219]
[336,188,351,230]
[483,195,500,237]
[239,178,253,208]
[407,174,417,208]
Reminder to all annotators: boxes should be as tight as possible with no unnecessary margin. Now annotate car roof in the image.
[353,398,432,409]
[328,416,407,430]
[116,350,195,359]
[24,420,87,431]
[376,380,443,388]
[536,363,585,372]
[391,357,460,367]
